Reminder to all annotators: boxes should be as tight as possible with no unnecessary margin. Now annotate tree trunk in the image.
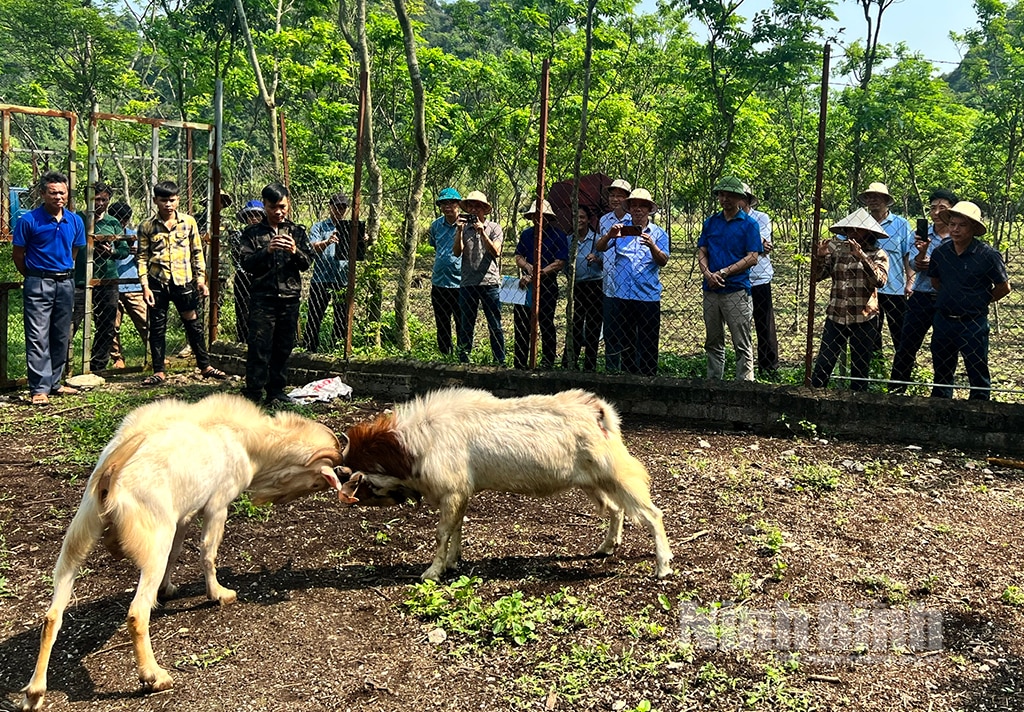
[392,0,430,351]
[234,0,282,176]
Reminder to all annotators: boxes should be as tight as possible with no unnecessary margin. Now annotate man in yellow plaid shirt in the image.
[137,180,227,385]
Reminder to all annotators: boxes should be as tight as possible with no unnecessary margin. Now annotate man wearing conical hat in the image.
[513,199,568,369]
[927,201,1010,400]
[810,208,890,391]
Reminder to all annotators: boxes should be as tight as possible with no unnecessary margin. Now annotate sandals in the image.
[201,367,228,380]
[31,393,49,406]
[141,373,167,387]
[50,385,80,396]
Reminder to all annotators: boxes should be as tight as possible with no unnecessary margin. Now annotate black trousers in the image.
[514,277,559,369]
[431,285,461,356]
[89,284,120,371]
[751,282,779,374]
[147,277,209,373]
[244,295,300,401]
[875,292,907,354]
[564,279,603,371]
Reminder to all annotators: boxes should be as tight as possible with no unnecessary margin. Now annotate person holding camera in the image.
[888,188,957,394]
[304,192,353,353]
[453,190,505,365]
[238,182,314,405]
[596,188,669,376]
[513,199,568,369]
[810,209,890,391]
[697,176,761,381]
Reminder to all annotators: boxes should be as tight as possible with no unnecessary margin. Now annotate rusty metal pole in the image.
[186,127,194,216]
[209,78,224,345]
[530,59,551,369]
[67,113,77,213]
[0,110,9,241]
[82,107,99,373]
[804,42,831,387]
[344,70,368,360]
[279,112,290,187]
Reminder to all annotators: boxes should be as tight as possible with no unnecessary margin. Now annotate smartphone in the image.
[916,218,929,239]
[619,225,642,237]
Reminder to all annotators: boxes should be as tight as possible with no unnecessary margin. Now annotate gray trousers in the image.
[703,289,754,381]
[23,275,75,395]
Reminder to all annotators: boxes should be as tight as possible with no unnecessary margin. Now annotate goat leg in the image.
[422,494,469,581]
[200,508,236,605]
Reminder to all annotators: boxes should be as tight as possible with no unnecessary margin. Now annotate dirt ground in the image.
[0,377,1023,711]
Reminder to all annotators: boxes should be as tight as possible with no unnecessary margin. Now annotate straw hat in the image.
[741,182,758,207]
[521,199,556,217]
[947,201,986,236]
[858,182,894,206]
[460,190,492,213]
[625,188,656,208]
[712,176,746,196]
[829,208,888,241]
[608,178,632,195]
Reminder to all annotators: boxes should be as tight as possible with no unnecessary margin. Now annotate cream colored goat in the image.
[20,393,343,711]
[337,387,673,581]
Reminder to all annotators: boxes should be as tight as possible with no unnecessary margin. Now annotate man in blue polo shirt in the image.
[928,201,1010,400]
[697,176,761,381]
[12,171,86,405]
[428,187,462,356]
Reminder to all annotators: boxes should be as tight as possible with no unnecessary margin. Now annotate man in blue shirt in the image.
[888,188,957,394]
[928,201,1011,400]
[859,182,913,355]
[12,171,86,405]
[513,199,568,369]
[107,201,148,369]
[428,187,462,356]
[697,176,760,381]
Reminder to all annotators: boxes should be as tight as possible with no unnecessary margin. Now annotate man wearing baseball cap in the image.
[428,188,463,356]
[697,176,761,381]
[928,201,1010,400]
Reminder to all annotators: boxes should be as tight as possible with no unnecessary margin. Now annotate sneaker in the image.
[177,345,193,358]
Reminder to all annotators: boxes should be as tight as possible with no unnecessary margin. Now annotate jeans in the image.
[565,279,603,371]
[513,277,558,369]
[243,295,301,401]
[889,291,937,393]
[751,282,779,375]
[147,277,210,373]
[233,274,252,344]
[303,281,347,352]
[930,312,991,400]
[23,275,75,395]
[703,290,754,381]
[430,285,461,356]
[811,318,877,391]
[604,296,634,374]
[457,284,505,365]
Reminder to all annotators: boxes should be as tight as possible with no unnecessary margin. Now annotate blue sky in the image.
[636,0,980,69]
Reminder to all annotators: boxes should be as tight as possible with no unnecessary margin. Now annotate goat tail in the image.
[606,440,656,523]
[592,395,622,439]
[86,432,146,559]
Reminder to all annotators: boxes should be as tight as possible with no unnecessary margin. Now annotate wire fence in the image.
[3,100,1022,402]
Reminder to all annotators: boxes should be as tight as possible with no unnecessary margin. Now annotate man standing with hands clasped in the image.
[697,176,761,381]
[239,182,314,405]
[928,201,1010,400]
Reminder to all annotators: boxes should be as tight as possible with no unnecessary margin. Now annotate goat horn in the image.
[337,431,350,461]
[306,447,342,466]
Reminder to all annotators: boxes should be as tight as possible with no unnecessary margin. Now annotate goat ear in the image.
[306,447,342,467]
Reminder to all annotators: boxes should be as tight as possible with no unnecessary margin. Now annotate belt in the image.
[941,312,983,321]
[25,269,73,281]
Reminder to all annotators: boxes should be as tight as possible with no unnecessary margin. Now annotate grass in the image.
[1000,585,1024,606]
[174,646,236,670]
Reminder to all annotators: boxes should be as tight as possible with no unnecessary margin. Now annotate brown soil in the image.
[1,378,1022,711]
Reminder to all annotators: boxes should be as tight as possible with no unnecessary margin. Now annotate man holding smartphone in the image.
[453,190,505,365]
[238,182,314,405]
[304,192,352,352]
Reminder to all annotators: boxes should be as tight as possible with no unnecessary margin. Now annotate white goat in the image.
[337,387,673,581]
[20,393,343,711]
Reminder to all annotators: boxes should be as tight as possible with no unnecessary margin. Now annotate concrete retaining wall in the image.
[210,342,1024,457]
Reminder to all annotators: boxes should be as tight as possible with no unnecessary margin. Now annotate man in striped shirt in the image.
[137,180,226,385]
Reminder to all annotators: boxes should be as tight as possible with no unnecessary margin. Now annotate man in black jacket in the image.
[238,183,313,405]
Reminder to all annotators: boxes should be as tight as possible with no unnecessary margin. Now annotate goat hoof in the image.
[140,667,174,692]
[157,582,178,601]
[656,565,674,579]
[18,688,45,712]
[420,567,443,582]
[217,589,237,606]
